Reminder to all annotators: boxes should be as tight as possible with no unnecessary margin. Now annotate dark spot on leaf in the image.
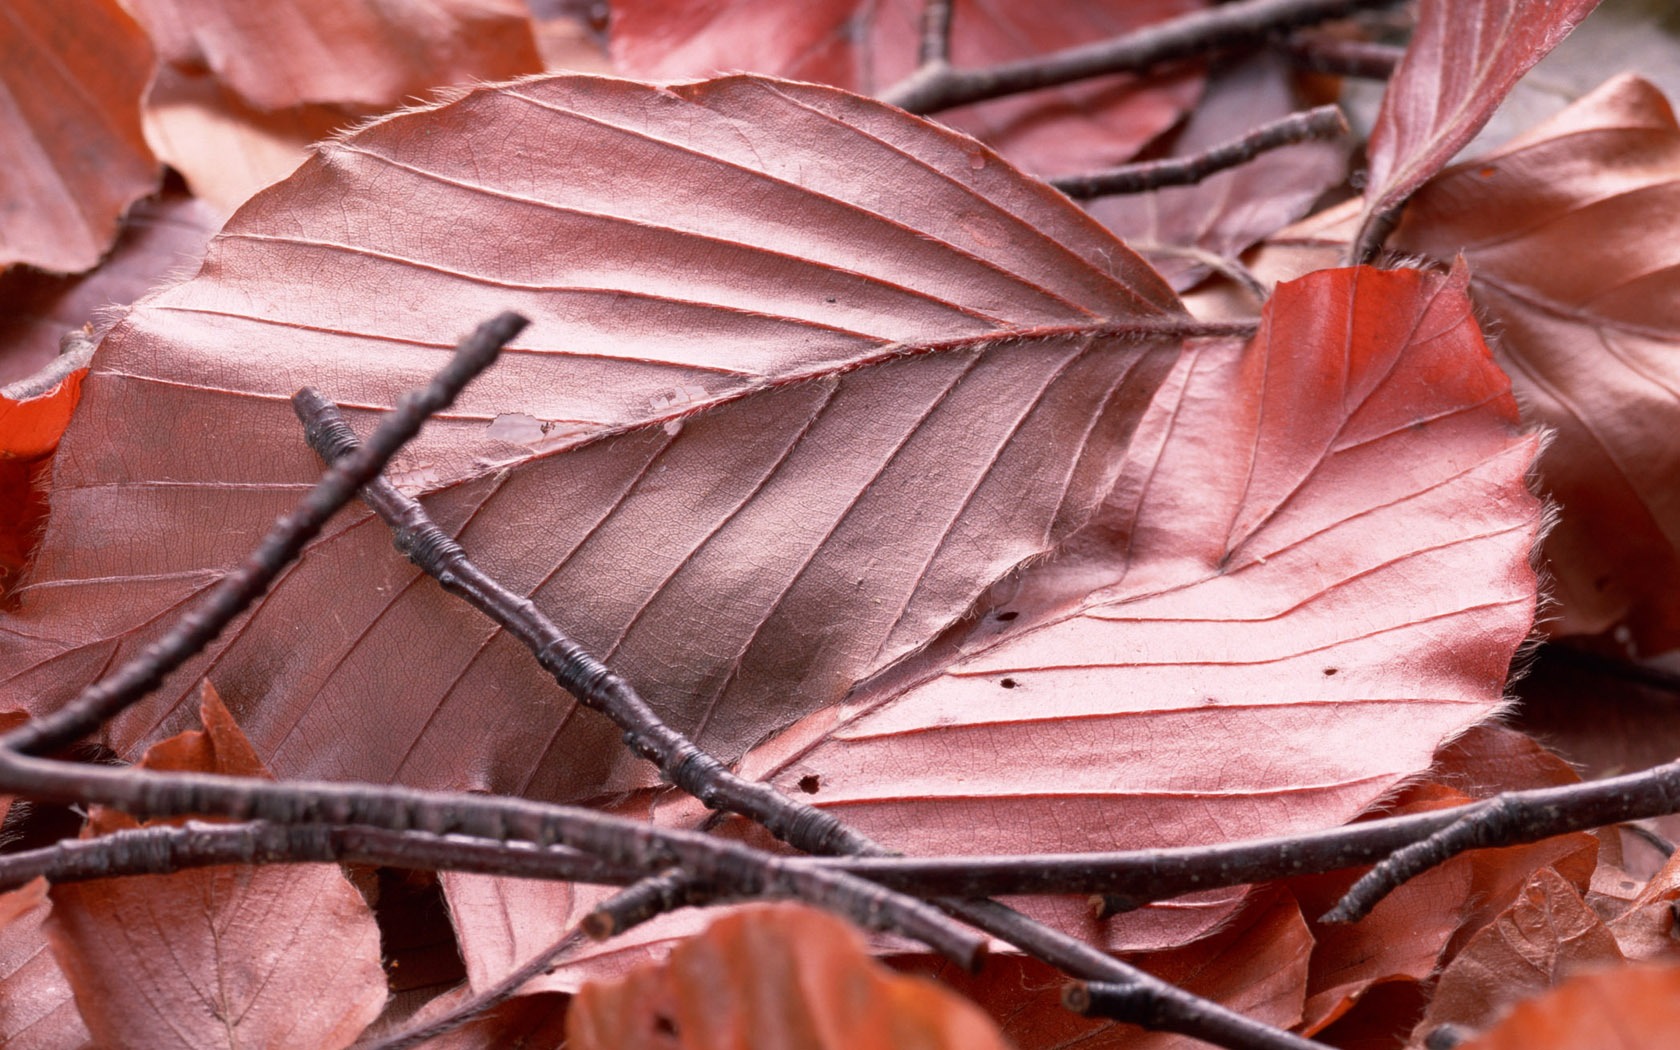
[995,610,1019,622]
[654,1014,678,1036]
[798,774,821,794]
[1323,667,1338,676]
[1000,677,1018,689]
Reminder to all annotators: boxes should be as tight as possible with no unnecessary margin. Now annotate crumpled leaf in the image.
[567,903,1012,1050]
[0,0,160,273]
[1090,53,1349,290]
[1453,961,1680,1050]
[1391,74,1680,652]
[717,264,1542,952]
[1354,0,1601,256]
[0,879,90,1050]
[610,0,1204,177]
[1416,865,1624,1043]
[0,74,1185,813]
[44,683,386,1050]
[121,0,541,112]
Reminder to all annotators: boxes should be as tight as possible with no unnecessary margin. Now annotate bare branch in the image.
[1273,32,1402,78]
[1052,105,1348,199]
[0,313,529,757]
[917,0,954,66]
[882,0,1402,115]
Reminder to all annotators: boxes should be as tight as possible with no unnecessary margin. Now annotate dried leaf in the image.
[1607,847,1680,963]
[610,0,1205,177]
[0,0,160,273]
[0,880,90,1050]
[0,74,1184,815]
[1355,0,1601,256]
[1392,74,1680,652]
[122,0,542,112]
[725,264,1543,951]
[44,683,386,1050]
[567,903,1012,1050]
[1450,962,1680,1050]
[1090,54,1349,290]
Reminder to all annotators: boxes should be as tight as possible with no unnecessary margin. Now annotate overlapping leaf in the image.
[0,880,89,1050]
[0,74,1186,809]
[0,0,159,273]
[1354,0,1601,256]
[611,0,1205,177]
[1391,74,1680,652]
[44,684,387,1049]
[713,265,1542,951]
[1455,961,1680,1049]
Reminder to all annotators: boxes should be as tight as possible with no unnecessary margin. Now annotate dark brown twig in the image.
[882,0,1401,115]
[917,0,954,66]
[1273,32,1402,78]
[0,313,530,758]
[1051,105,1348,199]
[301,397,1329,1050]
[361,874,697,1050]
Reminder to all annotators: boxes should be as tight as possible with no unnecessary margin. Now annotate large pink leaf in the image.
[0,880,88,1049]
[0,0,159,274]
[1354,0,1601,257]
[0,75,1186,809]
[1391,74,1680,653]
[714,265,1542,951]
[611,0,1205,177]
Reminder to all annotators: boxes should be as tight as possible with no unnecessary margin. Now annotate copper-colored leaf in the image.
[1392,74,1680,652]
[1607,847,1680,964]
[0,880,90,1050]
[1355,0,1601,256]
[725,264,1542,952]
[1418,863,1624,1042]
[44,684,386,1050]
[122,0,542,112]
[0,75,1184,812]
[567,902,1012,1050]
[0,0,159,273]
[610,0,1204,177]
[1452,961,1680,1050]
[901,891,1310,1050]
[1091,54,1349,290]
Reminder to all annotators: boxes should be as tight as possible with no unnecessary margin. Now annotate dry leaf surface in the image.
[610,0,1205,177]
[1393,73,1680,652]
[0,74,1185,813]
[44,684,386,1050]
[0,0,159,273]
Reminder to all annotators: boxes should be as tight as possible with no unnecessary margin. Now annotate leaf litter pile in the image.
[5,1,1680,1047]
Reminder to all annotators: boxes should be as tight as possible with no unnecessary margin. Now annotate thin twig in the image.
[882,0,1401,115]
[361,874,697,1050]
[0,313,530,757]
[303,398,1329,1050]
[1326,759,1680,922]
[1052,105,1348,199]
[917,0,954,66]
[1273,32,1402,78]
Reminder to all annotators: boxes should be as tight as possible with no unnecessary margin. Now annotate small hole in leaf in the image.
[798,774,821,794]
[1000,678,1018,689]
[995,610,1019,622]
[1322,667,1338,676]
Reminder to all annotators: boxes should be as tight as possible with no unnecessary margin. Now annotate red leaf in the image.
[44,683,386,1050]
[1451,961,1680,1050]
[1091,54,1348,290]
[121,0,542,112]
[1392,74,1680,652]
[0,0,160,273]
[610,0,1205,177]
[721,264,1541,952]
[0,880,90,1050]
[1354,0,1601,256]
[566,903,1012,1050]
[0,75,1184,811]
